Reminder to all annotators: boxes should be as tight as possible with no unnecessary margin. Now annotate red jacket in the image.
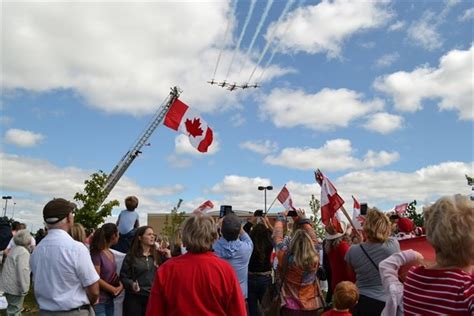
[146,251,246,316]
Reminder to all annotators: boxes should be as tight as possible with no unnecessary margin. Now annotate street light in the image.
[258,186,273,213]
[12,202,16,218]
[2,196,12,217]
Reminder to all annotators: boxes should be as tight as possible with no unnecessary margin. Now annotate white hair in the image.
[14,229,32,247]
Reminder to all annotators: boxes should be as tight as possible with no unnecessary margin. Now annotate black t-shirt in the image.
[248,241,273,273]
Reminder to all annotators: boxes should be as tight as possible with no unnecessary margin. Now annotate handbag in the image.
[260,254,289,316]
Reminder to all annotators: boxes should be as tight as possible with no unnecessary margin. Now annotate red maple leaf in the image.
[185,118,204,137]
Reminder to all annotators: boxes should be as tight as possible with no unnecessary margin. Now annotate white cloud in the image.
[166,154,192,169]
[230,113,246,127]
[407,11,443,51]
[264,139,399,171]
[0,152,185,229]
[459,8,474,21]
[240,140,278,155]
[336,161,472,205]
[374,44,473,120]
[375,52,400,68]
[388,20,405,31]
[260,88,384,130]
[269,0,392,57]
[4,128,44,147]
[2,2,290,115]
[364,112,404,134]
[174,134,220,156]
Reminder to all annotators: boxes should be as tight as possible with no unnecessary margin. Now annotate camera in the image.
[287,210,297,217]
[219,205,233,218]
[360,203,368,216]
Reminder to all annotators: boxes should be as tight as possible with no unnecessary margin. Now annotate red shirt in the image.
[146,252,246,316]
[322,310,352,316]
[327,240,355,291]
[403,266,474,315]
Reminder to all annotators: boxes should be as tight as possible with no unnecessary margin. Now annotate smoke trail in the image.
[212,0,239,80]
[239,0,274,74]
[257,0,306,83]
[225,0,257,80]
[247,0,296,83]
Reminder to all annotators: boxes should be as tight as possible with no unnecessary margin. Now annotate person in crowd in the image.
[0,229,32,316]
[146,215,246,316]
[379,249,423,316]
[213,213,253,300]
[90,223,123,316]
[403,195,473,315]
[35,228,47,245]
[345,207,400,316]
[0,217,12,262]
[322,281,359,316]
[324,221,356,294]
[30,198,99,315]
[113,196,139,253]
[5,222,36,255]
[120,226,160,316]
[70,223,87,244]
[247,219,274,316]
[273,209,324,315]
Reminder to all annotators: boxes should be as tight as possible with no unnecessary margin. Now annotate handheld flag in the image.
[276,186,296,211]
[192,200,214,215]
[395,203,408,215]
[164,99,214,153]
[315,170,345,227]
[352,195,364,229]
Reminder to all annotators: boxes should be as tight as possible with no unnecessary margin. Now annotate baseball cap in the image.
[43,198,76,224]
[221,213,241,241]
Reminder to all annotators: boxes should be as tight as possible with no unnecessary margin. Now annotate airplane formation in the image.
[207,79,260,91]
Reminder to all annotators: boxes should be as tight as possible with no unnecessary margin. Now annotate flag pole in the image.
[265,184,285,214]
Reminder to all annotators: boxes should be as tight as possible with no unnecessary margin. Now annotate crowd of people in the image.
[0,194,472,316]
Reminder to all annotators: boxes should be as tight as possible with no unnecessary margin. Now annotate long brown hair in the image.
[90,223,118,255]
[129,226,158,264]
[288,229,319,270]
[249,223,273,264]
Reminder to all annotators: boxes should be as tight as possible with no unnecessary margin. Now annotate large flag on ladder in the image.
[276,186,296,211]
[315,170,345,227]
[164,99,214,153]
[193,200,214,215]
[352,195,364,230]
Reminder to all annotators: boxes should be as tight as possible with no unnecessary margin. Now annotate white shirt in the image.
[30,229,99,311]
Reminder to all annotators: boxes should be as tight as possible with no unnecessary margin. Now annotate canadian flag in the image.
[352,195,364,229]
[164,99,213,153]
[395,203,408,215]
[193,200,214,215]
[315,171,345,227]
[276,186,296,211]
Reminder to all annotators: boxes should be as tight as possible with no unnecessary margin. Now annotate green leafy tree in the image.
[308,194,325,240]
[73,171,119,231]
[162,199,185,243]
[406,200,423,227]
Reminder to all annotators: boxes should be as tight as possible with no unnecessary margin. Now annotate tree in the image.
[73,171,119,231]
[161,199,185,243]
[308,194,325,240]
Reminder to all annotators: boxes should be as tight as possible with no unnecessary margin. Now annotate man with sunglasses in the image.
[30,198,100,315]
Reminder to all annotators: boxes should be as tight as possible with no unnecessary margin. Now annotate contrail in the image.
[225,0,257,80]
[239,0,275,74]
[212,0,239,80]
[257,0,306,83]
[247,0,296,83]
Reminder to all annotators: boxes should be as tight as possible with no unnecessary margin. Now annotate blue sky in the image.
[1,0,473,230]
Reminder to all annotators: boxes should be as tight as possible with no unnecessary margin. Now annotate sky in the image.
[1,0,473,231]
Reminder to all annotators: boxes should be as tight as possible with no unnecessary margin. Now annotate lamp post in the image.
[12,202,16,218]
[2,196,12,217]
[258,186,273,213]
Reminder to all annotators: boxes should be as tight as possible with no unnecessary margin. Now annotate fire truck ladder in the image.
[99,86,181,205]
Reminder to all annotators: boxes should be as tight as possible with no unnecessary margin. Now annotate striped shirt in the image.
[403,266,473,315]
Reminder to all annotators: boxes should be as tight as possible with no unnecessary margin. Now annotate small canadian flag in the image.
[164,99,214,153]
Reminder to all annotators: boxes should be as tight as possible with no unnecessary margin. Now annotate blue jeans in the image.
[94,301,114,316]
[248,273,273,316]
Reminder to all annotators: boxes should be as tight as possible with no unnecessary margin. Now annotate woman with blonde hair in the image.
[273,210,324,315]
[345,207,400,316]
[70,223,87,244]
[403,195,473,315]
